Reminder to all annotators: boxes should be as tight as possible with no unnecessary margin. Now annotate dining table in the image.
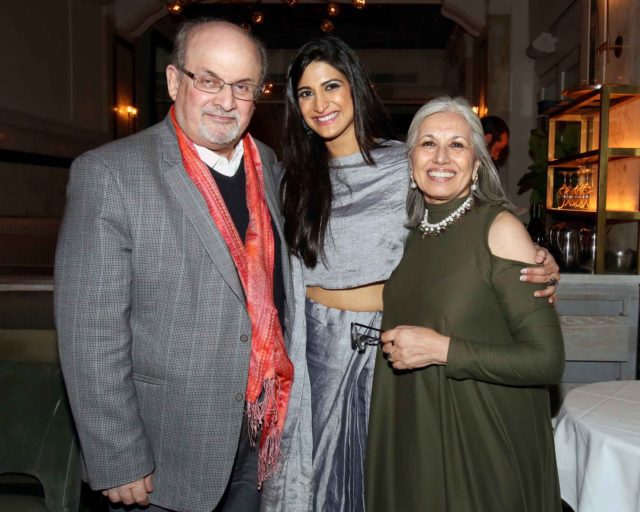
[554,380,640,512]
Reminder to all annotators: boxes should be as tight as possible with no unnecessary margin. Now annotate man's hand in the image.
[102,474,154,506]
[520,246,560,304]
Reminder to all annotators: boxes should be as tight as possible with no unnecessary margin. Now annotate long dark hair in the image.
[281,36,393,268]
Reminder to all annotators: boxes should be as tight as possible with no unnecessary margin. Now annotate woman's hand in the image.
[520,246,560,304]
[380,325,450,371]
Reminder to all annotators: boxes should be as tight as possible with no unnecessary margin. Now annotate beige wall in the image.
[0,0,111,158]
[482,0,538,210]
[507,0,538,210]
[0,0,110,217]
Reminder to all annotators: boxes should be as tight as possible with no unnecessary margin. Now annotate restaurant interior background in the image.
[7,0,640,228]
[1,1,639,511]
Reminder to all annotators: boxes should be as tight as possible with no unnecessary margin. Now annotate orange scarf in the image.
[170,108,293,485]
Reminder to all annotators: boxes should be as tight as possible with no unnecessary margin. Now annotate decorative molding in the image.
[441,0,486,37]
[0,107,108,158]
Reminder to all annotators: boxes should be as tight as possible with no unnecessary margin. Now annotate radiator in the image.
[0,218,60,267]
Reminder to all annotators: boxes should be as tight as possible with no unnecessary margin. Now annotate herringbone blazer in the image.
[54,115,302,512]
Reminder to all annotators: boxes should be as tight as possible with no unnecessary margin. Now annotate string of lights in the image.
[165,1,367,33]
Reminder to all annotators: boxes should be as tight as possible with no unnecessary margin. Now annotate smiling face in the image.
[296,60,358,157]
[166,23,261,158]
[411,111,480,205]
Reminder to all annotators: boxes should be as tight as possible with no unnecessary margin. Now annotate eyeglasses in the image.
[350,322,383,353]
[180,68,263,101]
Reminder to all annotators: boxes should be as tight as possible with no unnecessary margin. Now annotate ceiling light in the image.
[251,10,265,24]
[167,1,183,15]
[327,3,340,16]
[320,19,334,33]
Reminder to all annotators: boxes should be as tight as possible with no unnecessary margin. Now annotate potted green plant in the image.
[517,124,580,204]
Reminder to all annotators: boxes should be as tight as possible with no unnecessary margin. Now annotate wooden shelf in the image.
[606,211,640,221]
[543,85,640,118]
[549,148,640,167]
[545,84,640,274]
[547,208,596,215]
[547,209,640,220]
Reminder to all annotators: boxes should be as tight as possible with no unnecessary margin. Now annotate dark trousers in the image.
[108,417,260,512]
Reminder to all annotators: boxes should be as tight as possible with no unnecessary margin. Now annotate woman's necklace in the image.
[418,195,474,237]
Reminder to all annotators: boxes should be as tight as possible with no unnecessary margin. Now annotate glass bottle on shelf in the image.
[527,202,548,247]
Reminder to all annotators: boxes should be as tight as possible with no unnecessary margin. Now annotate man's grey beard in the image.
[199,107,240,146]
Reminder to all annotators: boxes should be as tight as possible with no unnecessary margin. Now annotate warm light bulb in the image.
[114,105,138,117]
[327,2,340,16]
[262,82,274,96]
[320,19,334,33]
[167,1,183,15]
[282,0,299,6]
[352,0,366,9]
[251,11,264,24]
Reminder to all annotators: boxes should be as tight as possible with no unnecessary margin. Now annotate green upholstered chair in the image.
[0,360,80,512]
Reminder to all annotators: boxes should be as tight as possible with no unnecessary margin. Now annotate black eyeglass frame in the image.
[179,67,264,101]
[350,322,383,353]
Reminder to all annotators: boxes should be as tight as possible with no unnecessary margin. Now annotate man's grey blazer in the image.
[54,115,303,512]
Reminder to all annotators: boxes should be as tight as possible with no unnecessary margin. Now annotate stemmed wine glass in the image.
[556,171,570,209]
[572,168,586,209]
[581,168,594,210]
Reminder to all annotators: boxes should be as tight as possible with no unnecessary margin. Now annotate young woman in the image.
[262,37,559,512]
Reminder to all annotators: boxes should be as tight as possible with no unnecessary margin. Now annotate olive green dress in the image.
[366,198,565,512]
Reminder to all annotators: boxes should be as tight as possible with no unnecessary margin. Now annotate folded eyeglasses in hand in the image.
[350,322,384,353]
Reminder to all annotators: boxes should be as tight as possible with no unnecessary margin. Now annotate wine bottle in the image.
[527,202,548,247]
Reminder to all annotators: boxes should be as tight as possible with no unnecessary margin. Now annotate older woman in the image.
[365,97,565,511]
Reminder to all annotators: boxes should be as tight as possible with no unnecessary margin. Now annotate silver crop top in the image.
[302,140,410,289]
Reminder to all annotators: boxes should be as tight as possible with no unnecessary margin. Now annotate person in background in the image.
[366,96,564,512]
[55,19,302,512]
[262,37,560,512]
[481,114,510,167]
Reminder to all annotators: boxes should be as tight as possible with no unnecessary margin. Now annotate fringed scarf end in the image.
[247,377,279,446]
[257,427,284,488]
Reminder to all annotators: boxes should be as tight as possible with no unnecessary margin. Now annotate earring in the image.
[471,173,478,192]
[410,174,417,189]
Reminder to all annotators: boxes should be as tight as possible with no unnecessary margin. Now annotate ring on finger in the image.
[547,276,559,287]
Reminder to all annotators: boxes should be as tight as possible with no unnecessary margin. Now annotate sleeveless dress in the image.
[366,198,565,512]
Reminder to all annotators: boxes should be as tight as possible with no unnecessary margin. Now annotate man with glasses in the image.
[55,19,303,512]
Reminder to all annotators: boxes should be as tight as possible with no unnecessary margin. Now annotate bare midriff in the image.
[306,282,384,312]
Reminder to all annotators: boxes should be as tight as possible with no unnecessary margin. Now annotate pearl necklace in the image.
[419,195,474,237]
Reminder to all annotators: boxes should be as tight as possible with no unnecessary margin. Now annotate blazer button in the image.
[235,393,244,402]
[240,334,249,342]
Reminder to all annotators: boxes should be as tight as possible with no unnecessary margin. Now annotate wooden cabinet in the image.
[554,275,639,405]
[545,84,640,274]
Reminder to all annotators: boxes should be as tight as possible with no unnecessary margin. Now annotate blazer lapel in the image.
[159,118,247,307]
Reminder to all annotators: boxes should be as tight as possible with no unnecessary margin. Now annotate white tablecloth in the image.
[554,380,640,512]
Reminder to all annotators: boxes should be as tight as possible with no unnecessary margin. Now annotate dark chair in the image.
[0,360,80,512]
